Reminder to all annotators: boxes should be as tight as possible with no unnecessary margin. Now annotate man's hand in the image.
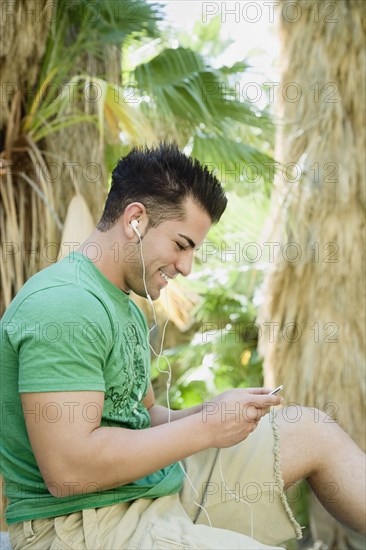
[202,388,283,448]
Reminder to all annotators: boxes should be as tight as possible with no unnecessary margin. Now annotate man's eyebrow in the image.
[178,234,196,249]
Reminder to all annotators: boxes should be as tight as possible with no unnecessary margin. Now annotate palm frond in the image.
[64,0,163,44]
[191,134,275,193]
[133,46,273,162]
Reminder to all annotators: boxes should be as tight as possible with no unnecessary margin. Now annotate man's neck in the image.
[78,228,129,292]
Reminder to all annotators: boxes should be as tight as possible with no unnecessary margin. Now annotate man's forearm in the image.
[148,403,203,426]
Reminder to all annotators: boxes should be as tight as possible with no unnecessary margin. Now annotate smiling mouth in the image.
[159,269,171,284]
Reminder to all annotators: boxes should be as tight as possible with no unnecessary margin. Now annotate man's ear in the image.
[123,202,147,239]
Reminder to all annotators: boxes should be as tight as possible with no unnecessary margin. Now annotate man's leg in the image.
[180,417,303,546]
[277,406,366,534]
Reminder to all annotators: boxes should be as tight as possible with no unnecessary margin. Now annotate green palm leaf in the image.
[191,134,275,193]
[133,47,270,133]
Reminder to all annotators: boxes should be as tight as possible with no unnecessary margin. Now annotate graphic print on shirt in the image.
[104,321,149,429]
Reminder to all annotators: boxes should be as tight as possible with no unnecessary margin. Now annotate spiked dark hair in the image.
[97,143,227,231]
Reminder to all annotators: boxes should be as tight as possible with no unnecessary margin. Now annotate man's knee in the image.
[275,405,333,450]
[276,404,322,428]
[275,405,326,485]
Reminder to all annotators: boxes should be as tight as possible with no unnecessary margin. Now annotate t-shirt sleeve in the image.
[9,285,113,393]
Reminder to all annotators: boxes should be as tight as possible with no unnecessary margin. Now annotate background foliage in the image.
[1,2,275,404]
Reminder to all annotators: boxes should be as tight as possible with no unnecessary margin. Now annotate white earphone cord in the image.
[136,231,254,537]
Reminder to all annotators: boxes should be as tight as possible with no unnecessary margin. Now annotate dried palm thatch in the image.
[0,0,55,128]
[0,93,62,314]
[258,0,365,450]
[0,1,62,315]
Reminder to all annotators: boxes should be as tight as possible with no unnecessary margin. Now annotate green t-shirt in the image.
[0,252,184,524]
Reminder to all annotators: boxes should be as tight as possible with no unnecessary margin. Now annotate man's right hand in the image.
[201,388,283,448]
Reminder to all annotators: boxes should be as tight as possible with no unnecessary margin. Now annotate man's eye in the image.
[176,242,186,251]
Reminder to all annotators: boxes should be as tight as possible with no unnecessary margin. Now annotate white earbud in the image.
[131,219,152,304]
[130,219,141,238]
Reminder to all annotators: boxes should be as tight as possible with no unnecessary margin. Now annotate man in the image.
[1,143,365,549]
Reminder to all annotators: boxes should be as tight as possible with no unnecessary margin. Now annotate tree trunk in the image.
[258,0,365,547]
[259,0,365,449]
[44,47,122,224]
[0,0,54,130]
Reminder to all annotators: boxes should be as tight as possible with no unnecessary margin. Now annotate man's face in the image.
[123,198,212,300]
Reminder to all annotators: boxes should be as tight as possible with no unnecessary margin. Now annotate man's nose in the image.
[175,250,194,277]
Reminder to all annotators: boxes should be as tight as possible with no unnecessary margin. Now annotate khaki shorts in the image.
[9,413,302,549]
